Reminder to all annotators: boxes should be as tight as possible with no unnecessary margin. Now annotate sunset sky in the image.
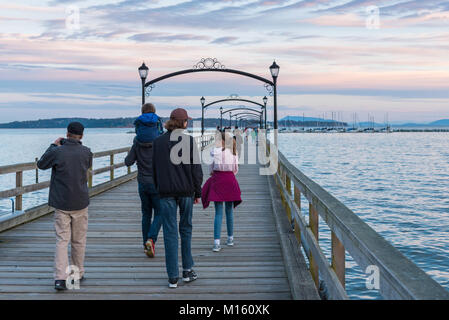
[1,0,448,123]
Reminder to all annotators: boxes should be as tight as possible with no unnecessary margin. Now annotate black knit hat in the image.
[67,122,84,135]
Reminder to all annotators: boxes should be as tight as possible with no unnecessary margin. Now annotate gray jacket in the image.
[37,138,93,211]
[124,139,154,184]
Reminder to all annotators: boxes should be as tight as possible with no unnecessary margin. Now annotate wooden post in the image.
[286,174,291,196]
[88,165,93,188]
[332,232,346,288]
[110,154,114,181]
[294,186,301,210]
[293,186,301,243]
[16,171,23,211]
[35,157,38,183]
[309,202,319,287]
[285,174,292,222]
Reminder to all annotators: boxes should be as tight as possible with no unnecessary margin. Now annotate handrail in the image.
[0,147,134,211]
[0,134,215,212]
[270,143,449,300]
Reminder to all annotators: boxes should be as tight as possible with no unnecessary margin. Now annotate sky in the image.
[0,0,448,124]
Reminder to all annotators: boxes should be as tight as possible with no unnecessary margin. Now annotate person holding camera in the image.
[37,122,93,291]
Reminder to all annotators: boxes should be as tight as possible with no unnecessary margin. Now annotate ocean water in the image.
[0,128,448,299]
[278,132,449,299]
[0,128,137,214]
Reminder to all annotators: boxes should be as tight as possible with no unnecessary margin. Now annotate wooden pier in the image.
[0,136,448,300]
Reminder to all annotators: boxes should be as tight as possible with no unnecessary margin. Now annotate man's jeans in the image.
[214,201,234,240]
[159,197,194,279]
[138,182,162,246]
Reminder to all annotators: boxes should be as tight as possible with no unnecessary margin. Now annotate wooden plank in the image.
[0,181,50,199]
[331,231,345,288]
[266,173,320,300]
[0,162,36,175]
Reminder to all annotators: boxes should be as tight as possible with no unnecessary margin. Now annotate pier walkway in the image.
[0,141,319,300]
[0,136,448,300]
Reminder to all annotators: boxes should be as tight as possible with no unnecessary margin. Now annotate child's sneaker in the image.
[226,237,234,246]
[168,278,178,288]
[182,270,198,283]
[144,239,155,258]
[212,243,221,252]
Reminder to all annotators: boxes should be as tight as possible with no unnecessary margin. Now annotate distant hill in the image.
[0,117,138,129]
[0,117,256,129]
[280,115,347,127]
[429,119,449,126]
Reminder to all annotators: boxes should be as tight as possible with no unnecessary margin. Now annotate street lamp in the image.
[220,107,223,129]
[200,96,205,136]
[270,61,280,145]
[263,96,268,130]
[269,61,279,130]
[229,112,232,127]
[139,62,149,105]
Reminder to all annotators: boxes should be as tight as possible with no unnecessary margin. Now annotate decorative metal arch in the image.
[232,111,262,117]
[221,107,262,115]
[204,98,265,110]
[144,58,274,96]
[233,113,262,120]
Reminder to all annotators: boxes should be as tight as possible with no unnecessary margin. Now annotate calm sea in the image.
[278,132,449,299]
[0,128,448,299]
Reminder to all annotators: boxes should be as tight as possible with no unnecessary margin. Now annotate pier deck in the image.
[0,145,319,300]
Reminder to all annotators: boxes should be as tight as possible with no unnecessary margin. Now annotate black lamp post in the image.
[220,107,223,129]
[200,96,205,136]
[269,61,280,132]
[229,112,232,127]
[263,95,268,130]
[139,62,149,105]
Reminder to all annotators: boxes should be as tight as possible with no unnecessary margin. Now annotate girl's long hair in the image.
[221,132,236,156]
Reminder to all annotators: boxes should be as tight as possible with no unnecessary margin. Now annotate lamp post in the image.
[139,62,149,105]
[263,96,268,130]
[229,112,232,127]
[220,107,223,129]
[200,96,205,136]
[270,61,279,129]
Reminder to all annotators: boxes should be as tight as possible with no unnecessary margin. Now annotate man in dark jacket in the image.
[125,137,162,258]
[37,122,93,291]
[152,108,203,288]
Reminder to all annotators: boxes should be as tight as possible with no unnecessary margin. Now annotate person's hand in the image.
[54,137,64,146]
[194,198,200,204]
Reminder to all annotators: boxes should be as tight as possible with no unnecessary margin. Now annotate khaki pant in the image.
[54,207,88,280]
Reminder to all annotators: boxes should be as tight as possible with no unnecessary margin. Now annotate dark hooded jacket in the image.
[152,131,203,198]
[125,139,155,184]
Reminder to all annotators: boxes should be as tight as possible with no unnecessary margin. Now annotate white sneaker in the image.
[226,238,234,246]
[212,243,221,252]
[168,278,178,288]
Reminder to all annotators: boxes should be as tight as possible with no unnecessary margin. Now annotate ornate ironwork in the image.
[264,83,274,96]
[145,84,155,96]
[193,58,225,70]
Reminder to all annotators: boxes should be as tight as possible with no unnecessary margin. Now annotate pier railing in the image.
[0,133,215,232]
[271,145,449,300]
